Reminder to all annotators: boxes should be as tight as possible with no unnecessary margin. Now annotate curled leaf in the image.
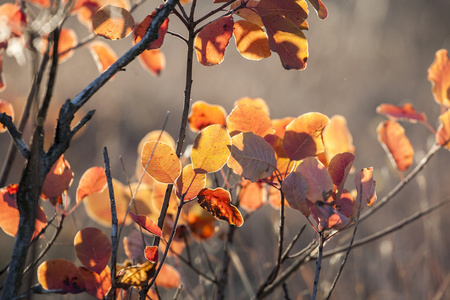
[376,103,426,123]
[427,49,450,107]
[129,211,163,238]
[436,110,450,149]
[144,246,158,262]
[354,167,377,207]
[197,188,243,227]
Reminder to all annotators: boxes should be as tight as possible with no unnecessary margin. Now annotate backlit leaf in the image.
[226,104,275,136]
[115,260,156,289]
[283,112,329,160]
[261,14,308,70]
[129,211,163,238]
[0,99,14,133]
[295,157,333,202]
[42,155,73,205]
[310,202,349,232]
[124,230,145,262]
[427,49,450,107]
[307,0,328,19]
[376,103,427,123]
[76,167,107,204]
[92,5,135,40]
[186,203,216,239]
[264,133,293,178]
[37,259,85,293]
[175,164,206,200]
[134,12,169,49]
[335,189,355,219]
[75,0,131,30]
[0,54,5,91]
[239,179,266,212]
[282,171,309,216]
[0,3,27,37]
[195,15,234,66]
[436,110,450,149]
[327,152,354,198]
[138,130,175,155]
[144,245,158,262]
[354,167,376,207]
[191,124,231,173]
[377,120,414,171]
[0,184,46,239]
[233,97,270,115]
[156,264,181,289]
[138,49,165,76]
[233,20,271,60]
[79,266,111,299]
[88,41,118,75]
[74,227,112,274]
[141,141,181,184]
[188,100,227,132]
[272,117,295,138]
[197,188,243,227]
[322,115,355,164]
[151,182,179,216]
[254,0,308,27]
[231,0,263,27]
[57,28,78,63]
[227,132,277,182]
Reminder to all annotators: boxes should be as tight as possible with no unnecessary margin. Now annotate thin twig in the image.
[281,225,306,261]
[311,233,324,300]
[194,0,236,26]
[103,147,118,299]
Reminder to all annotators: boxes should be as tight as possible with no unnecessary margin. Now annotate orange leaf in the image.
[74,227,112,274]
[176,164,206,200]
[129,211,163,238]
[261,14,308,70]
[186,203,217,240]
[79,266,111,299]
[322,115,355,164]
[0,54,5,91]
[57,28,78,63]
[283,112,329,160]
[37,259,85,293]
[327,152,354,198]
[197,188,243,227]
[307,0,328,19]
[227,132,277,182]
[42,155,73,205]
[272,117,295,138]
[239,179,266,212]
[124,230,145,262]
[354,167,377,207]
[436,110,450,149]
[427,49,450,107]
[0,99,14,133]
[377,120,414,171]
[88,41,118,75]
[144,245,158,262]
[141,141,181,184]
[138,130,175,155]
[151,182,179,216]
[335,189,355,219]
[295,157,333,202]
[233,20,271,60]
[156,264,181,289]
[264,134,293,178]
[195,15,234,66]
[376,103,427,123]
[282,171,309,216]
[0,184,46,239]
[226,104,275,136]
[0,3,27,37]
[76,166,107,204]
[254,0,308,27]
[92,5,135,40]
[188,100,227,132]
[134,12,169,49]
[233,97,270,115]
[138,48,165,76]
[231,0,263,27]
[191,124,231,173]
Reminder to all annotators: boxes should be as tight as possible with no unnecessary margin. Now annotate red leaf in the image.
[79,266,111,299]
[195,16,234,66]
[282,171,309,216]
[376,103,426,123]
[37,259,85,293]
[197,188,243,227]
[76,167,107,204]
[134,12,169,49]
[74,227,112,274]
[295,157,333,202]
[42,155,73,205]
[123,230,145,262]
[144,246,158,262]
[129,211,163,237]
[327,152,354,197]
[436,110,450,149]
[307,0,328,19]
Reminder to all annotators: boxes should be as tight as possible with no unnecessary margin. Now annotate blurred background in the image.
[1,0,450,299]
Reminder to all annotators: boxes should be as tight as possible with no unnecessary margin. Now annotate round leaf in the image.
[92,5,135,40]
[74,227,112,274]
[141,141,181,184]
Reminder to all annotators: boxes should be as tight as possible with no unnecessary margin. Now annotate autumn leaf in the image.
[376,103,426,123]
[264,133,293,178]
[282,171,309,216]
[307,0,328,19]
[295,157,333,203]
[227,132,277,182]
[175,164,206,200]
[436,110,450,149]
[42,155,73,205]
[239,179,266,212]
[261,14,308,70]
[197,188,243,227]
[138,48,165,76]
[310,202,350,232]
[37,259,85,293]
[427,49,450,107]
[186,203,217,239]
[129,211,163,238]
[0,54,5,91]
[322,115,355,164]
[226,104,275,136]
[141,141,181,184]
[254,0,308,27]
[377,120,414,171]
[191,124,231,174]
[76,167,107,204]
[195,15,234,66]
[0,184,46,239]
[272,117,295,138]
[144,246,158,262]
[283,112,329,161]
[233,20,271,60]
[327,152,354,199]
[134,12,169,49]
[74,227,112,274]
[115,260,156,289]
[156,264,181,289]
[92,5,135,40]
[231,0,263,27]
[124,230,145,262]
[56,28,78,63]
[354,167,377,207]
[138,130,175,155]
[0,99,14,133]
[234,97,270,115]
[88,41,118,75]
[78,266,111,299]
[188,100,227,132]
